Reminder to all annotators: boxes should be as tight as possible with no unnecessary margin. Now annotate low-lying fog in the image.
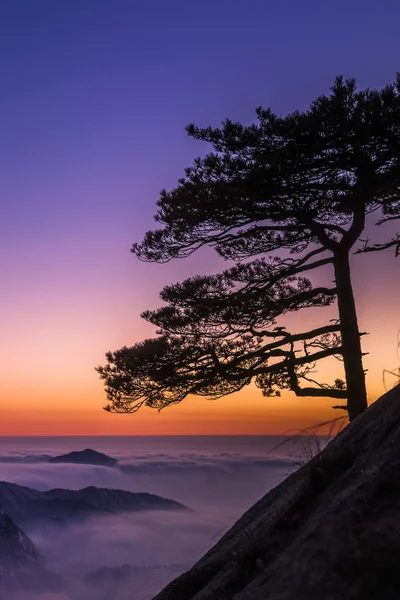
[0,437,302,599]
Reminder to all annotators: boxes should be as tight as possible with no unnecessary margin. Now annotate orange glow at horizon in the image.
[1,375,396,437]
[1,224,399,437]
[1,309,398,436]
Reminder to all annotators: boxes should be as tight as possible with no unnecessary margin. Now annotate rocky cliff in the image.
[0,509,37,588]
[153,384,400,600]
[0,510,37,564]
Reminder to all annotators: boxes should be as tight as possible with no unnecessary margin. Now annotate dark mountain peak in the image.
[49,448,118,467]
[0,481,188,525]
[43,485,188,512]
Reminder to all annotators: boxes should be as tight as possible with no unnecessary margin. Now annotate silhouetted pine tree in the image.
[98,76,400,421]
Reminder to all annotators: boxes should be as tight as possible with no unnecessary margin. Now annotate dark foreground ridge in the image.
[49,447,118,466]
[153,384,400,600]
[0,482,188,524]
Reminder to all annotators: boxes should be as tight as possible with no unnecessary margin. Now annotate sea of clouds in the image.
[0,438,302,600]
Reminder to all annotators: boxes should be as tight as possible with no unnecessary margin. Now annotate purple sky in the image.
[1,0,400,434]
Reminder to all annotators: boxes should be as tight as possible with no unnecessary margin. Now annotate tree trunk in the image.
[333,251,367,420]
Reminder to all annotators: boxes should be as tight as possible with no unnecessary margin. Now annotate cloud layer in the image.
[0,438,299,599]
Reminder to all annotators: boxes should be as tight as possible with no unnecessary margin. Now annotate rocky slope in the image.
[153,384,400,600]
[0,482,188,524]
[0,509,62,597]
[0,509,37,588]
[0,510,37,565]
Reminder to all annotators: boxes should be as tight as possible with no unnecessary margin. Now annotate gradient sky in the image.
[1,0,400,435]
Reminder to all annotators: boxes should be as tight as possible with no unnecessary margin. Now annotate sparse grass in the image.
[383,329,400,392]
[270,416,348,468]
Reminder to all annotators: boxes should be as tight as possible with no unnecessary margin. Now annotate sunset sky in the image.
[1,0,400,435]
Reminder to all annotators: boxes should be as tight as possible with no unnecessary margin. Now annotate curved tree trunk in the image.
[333,251,367,420]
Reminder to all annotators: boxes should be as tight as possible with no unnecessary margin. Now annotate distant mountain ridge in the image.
[0,481,188,525]
[0,447,119,467]
[49,448,118,466]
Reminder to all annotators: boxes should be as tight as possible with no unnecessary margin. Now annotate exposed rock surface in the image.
[49,448,118,466]
[0,509,37,567]
[0,509,62,597]
[0,482,188,524]
[0,509,38,592]
[153,384,400,600]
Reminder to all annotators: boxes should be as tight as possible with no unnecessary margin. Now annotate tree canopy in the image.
[98,76,400,421]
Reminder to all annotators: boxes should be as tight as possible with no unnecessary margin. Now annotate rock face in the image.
[0,509,62,596]
[0,482,187,524]
[0,509,37,586]
[153,384,400,600]
[0,510,37,564]
[49,448,118,467]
